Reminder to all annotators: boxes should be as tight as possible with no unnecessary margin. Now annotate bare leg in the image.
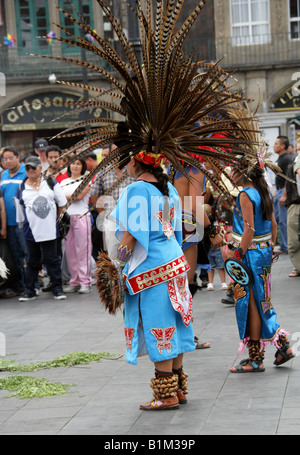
[230,286,264,372]
[184,244,197,284]
[248,286,262,341]
[208,269,215,284]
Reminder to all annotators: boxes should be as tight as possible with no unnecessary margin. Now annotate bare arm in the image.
[239,192,255,254]
[271,213,277,245]
[0,197,6,239]
[89,194,104,214]
[65,184,90,202]
[119,231,137,252]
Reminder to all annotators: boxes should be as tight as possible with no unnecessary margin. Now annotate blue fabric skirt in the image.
[124,281,196,365]
[235,245,280,346]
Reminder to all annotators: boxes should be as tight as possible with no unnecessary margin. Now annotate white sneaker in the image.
[207,283,214,291]
[53,293,67,300]
[78,285,92,294]
[221,282,228,290]
[63,285,80,293]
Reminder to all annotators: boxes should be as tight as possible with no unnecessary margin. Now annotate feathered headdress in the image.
[33,0,278,206]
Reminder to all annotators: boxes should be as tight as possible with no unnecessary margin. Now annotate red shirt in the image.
[55,172,68,183]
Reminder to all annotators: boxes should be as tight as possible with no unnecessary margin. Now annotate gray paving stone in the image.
[0,254,298,435]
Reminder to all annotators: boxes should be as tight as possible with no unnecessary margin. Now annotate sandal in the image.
[230,359,265,373]
[194,336,210,349]
[289,270,300,278]
[274,345,295,366]
[140,396,180,411]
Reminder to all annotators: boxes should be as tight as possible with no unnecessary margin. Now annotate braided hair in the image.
[136,162,170,197]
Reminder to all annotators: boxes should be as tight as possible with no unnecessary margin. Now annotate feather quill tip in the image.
[0,258,9,280]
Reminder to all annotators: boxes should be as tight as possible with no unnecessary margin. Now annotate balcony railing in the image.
[186,32,300,69]
[1,32,300,83]
[0,46,112,83]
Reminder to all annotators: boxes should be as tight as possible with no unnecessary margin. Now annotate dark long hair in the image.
[67,157,87,177]
[136,162,170,197]
[247,168,273,221]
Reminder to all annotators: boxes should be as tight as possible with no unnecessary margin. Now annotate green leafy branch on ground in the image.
[0,351,122,399]
[0,351,121,372]
[0,376,72,399]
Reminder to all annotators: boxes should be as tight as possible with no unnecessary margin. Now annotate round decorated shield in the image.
[225,258,253,286]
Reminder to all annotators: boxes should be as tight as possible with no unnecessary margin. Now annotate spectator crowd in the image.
[0,138,133,301]
[0,135,299,302]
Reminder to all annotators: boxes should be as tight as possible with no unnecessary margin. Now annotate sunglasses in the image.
[25,165,37,171]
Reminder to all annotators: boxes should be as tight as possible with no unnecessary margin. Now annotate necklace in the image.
[28,177,42,191]
[135,171,148,180]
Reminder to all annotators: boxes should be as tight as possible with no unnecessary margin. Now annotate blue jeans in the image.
[25,239,63,295]
[6,225,28,292]
[274,188,288,253]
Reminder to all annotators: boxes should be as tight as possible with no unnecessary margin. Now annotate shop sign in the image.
[273,84,300,111]
[1,91,107,131]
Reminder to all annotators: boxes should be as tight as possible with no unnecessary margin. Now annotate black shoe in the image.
[53,292,66,300]
[19,293,37,302]
[221,296,235,305]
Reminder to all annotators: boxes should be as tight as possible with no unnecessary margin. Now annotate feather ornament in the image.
[34,0,281,211]
[0,258,8,280]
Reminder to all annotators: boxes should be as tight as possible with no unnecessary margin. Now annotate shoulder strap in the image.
[18,177,28,205]
[46,177,56,191]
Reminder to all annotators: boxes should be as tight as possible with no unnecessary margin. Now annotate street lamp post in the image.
[127,0,142,65]
[78,0,89,102]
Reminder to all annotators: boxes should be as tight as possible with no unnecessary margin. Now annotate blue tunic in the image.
[111,181,195,365]
[232,187,281,346]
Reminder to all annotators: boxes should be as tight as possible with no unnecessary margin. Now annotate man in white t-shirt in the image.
[16,156,67,301]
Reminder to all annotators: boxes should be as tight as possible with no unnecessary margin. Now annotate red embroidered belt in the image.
[126,255,190,294]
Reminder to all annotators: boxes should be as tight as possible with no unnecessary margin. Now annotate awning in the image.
[288,115,300,125]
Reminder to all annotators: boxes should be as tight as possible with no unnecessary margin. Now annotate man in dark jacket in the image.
[280,155,300,277]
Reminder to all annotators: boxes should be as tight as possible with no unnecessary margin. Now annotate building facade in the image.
[213,0,300,157]
[0,0,124,153]
[1,0,300,159]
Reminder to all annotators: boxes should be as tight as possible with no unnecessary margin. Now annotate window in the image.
[15,0,50,54]
[59,0,94,54]
[290,0,300,39]
[230,0,270,45]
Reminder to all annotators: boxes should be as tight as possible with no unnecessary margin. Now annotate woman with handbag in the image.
[60,158,93,294]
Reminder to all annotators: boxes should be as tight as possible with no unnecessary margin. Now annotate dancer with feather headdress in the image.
[35,0,291,408]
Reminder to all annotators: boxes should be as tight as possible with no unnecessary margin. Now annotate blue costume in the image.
[231,187,288,352]
[111,181,195,365]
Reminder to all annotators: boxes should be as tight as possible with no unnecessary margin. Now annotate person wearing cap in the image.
[15,156,67,301]
[34,138,49,172]
[0,146,28,297]
[46,145,68,183]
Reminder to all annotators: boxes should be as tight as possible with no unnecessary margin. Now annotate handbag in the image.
[58,212,71,239]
